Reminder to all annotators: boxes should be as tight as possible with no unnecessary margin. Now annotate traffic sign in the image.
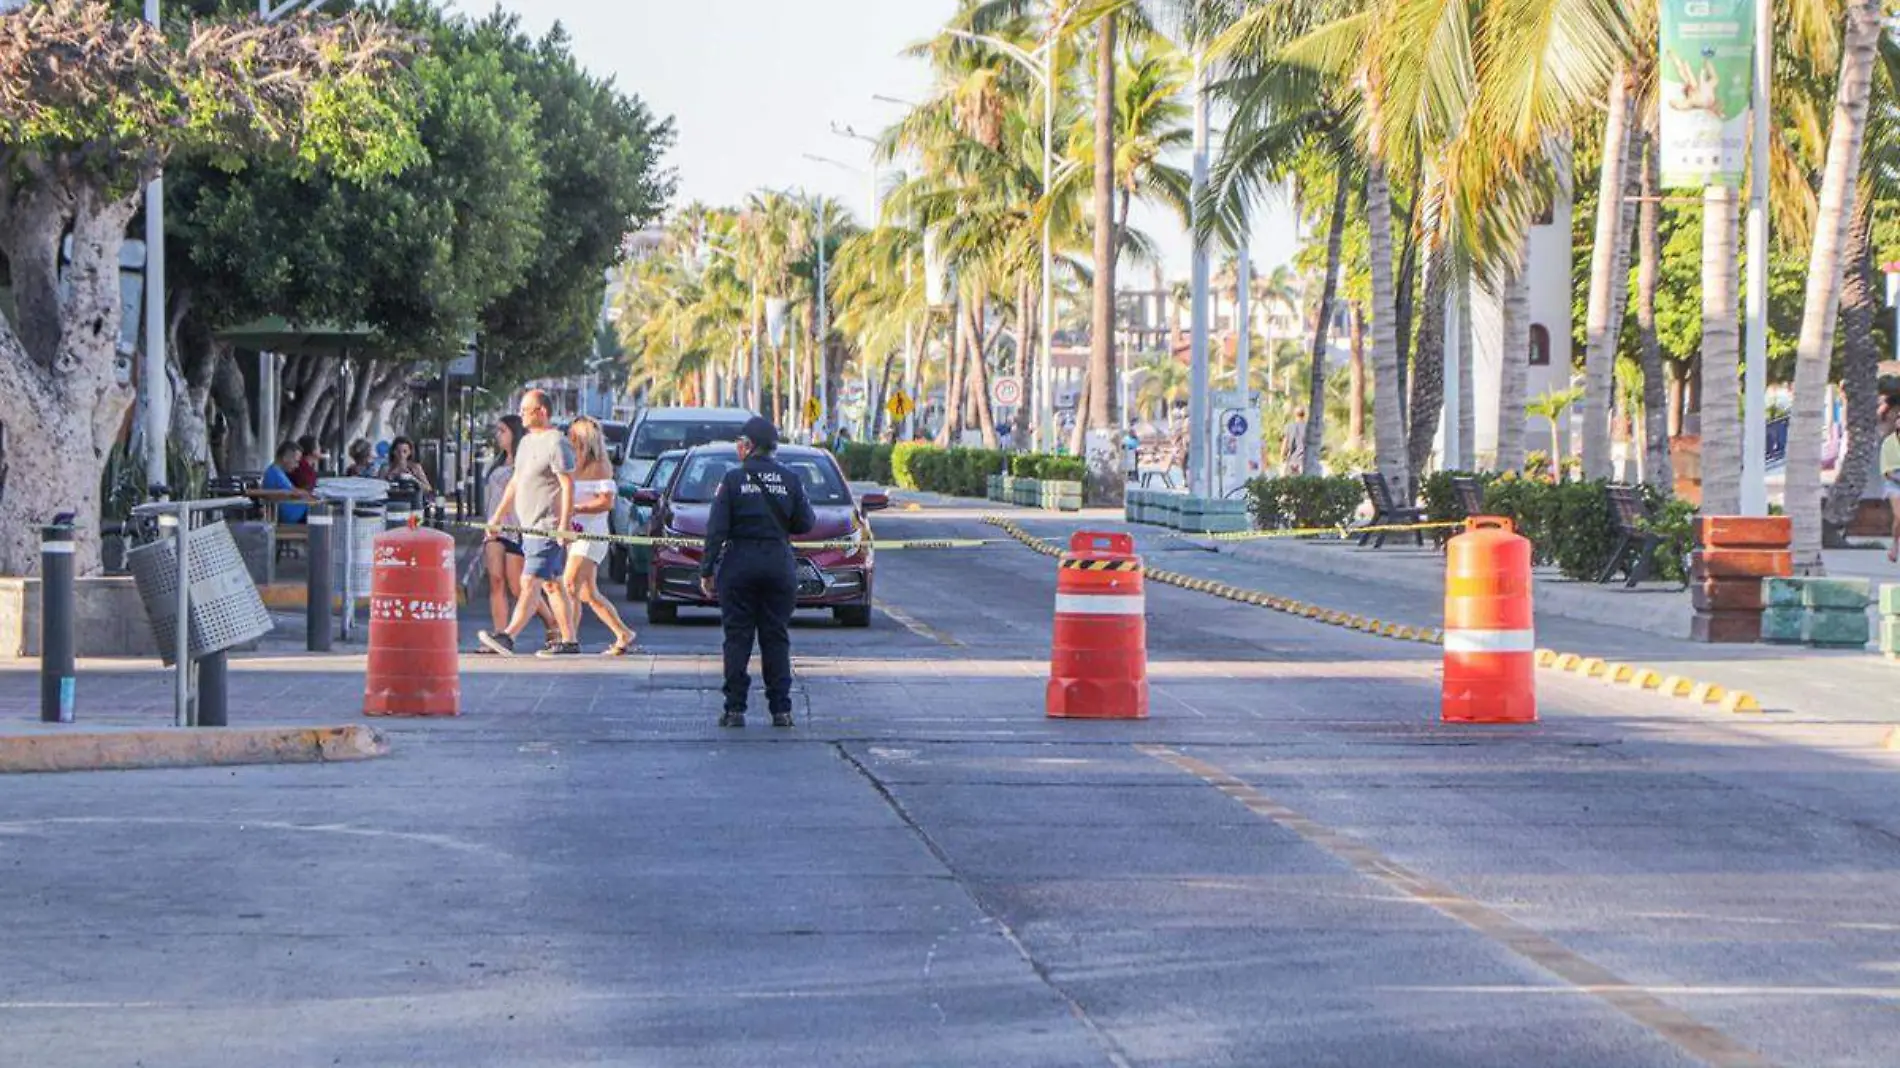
[1225,412,1249,437]
[991,375,1023,407]
[886,390,914,420]
[803,397,822,424]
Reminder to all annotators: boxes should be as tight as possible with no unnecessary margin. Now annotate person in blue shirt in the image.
[262,441,314,523]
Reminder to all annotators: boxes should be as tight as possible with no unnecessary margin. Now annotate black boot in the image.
[719,709,746,729]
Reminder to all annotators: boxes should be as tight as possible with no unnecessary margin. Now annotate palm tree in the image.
[1785,0,1887,569]
[1580,62,1637,479]
[1134,353,1190,417]
[1527,385,1585,480]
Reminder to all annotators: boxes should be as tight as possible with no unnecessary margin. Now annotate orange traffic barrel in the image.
[1442,516,1536,723]
[1048,530,1148,719]
[364,519,460,717]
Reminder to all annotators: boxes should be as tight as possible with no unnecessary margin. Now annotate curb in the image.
[0,725,389,774]
[984,516,1768,726]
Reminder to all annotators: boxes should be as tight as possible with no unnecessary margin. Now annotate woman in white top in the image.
[565,417,639,655]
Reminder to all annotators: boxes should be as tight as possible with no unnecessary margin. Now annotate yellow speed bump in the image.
[1580,658,1610,679]
[1534,649,1558,667]
[1555,653,1584,672]
[1720,691,1762,714]
[1689,681,1727,705]
[1629,669,1665,690]
[1660,675,1696,698]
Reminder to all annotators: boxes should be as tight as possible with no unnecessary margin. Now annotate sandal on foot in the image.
[602,636,640,657]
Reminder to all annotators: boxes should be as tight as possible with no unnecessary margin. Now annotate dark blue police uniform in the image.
[700,428,816,727]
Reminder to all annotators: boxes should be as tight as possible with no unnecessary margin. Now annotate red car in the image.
[636,444,889,627]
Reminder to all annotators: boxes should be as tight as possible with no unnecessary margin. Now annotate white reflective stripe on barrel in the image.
[1442,629,1536,653]
[41,542,75,555]
[1054,593,1146,617]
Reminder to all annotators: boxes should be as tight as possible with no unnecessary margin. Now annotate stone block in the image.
[1697,515,1791,550]
[1760,605,1806,644]
[1762,577,1805,607]
[1692,579,1762,612]
[1691,549,1793,581]
[1691,610,1761,644]
[0,576,160,659]
[1800,577,1871,610]
[1880,617,1900,655]
[1878,584,1900,617]
[1806,606,1870,648]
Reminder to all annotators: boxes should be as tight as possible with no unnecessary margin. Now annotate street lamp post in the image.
[1188,47,1212,498]
[947,9,1071,454]
[1740,0,1771,515]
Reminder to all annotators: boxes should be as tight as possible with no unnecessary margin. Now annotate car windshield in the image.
[631,418,748,460]
[646,455,682,489]
[670,452,852,506]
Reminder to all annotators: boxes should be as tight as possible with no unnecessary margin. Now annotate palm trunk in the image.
[1014,277,1034,446]
[1458,270,1476,470]
[969,297,1000,449]
[1347,304,1366,448]
[1581,64,1634,479]
[1788,0,1885,568]
[1497,237,1531,472]
[1303,168,1349,475]
[1824,188,1879,533]
[1085,15,1118,439]
[1365,157,1408,496]
[1636,128,1672,491]
[939,296,966,446]
[1406,248,1448,474]
[1700,185,1743,514]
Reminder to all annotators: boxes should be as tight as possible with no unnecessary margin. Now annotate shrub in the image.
[1479,475,1693,581]
[836,443,893,484]
[891,442,928,489]
[1009,453,1085,482]
[1420,470,1488,526]
[1245,475,1364,531]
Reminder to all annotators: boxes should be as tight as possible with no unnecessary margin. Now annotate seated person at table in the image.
[292,435,322,491]
[263,441,313,523]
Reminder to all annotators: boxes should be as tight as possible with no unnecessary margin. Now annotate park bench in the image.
[1137,434,1188,489]
[1451,475,1485,518]
[1596,483,1664,587]
[1356,472,1427,548]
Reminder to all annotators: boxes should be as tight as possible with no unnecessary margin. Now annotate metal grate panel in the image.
[127,520,274,665]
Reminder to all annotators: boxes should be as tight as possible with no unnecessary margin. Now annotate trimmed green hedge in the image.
[837,443,894,485]
[1244,475,1364,530]
[861,443,1082,497]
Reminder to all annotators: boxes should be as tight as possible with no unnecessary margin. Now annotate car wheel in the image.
[833,604,872,628]
[646,589,679,625]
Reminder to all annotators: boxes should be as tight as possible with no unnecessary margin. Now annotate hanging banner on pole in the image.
[1658,0,1755,189]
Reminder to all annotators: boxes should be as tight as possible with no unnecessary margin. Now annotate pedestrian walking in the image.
[1879,396,1900,563]
[478,390,580,657]
[699,416,815,728]
[1281,407,1308,475]
[475,415,557,652]
[563,417,640,656]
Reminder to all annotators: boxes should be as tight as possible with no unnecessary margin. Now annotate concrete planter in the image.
[0,576,158,659]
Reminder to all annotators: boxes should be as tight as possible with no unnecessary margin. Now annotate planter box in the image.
[1691,550,1793,581]
[1693,579,1762,613]
[0,576,159,659]
[1760,605,1806,644]
[1800,577,1871,610]
[1691,609,1761,644]
[1698,516,1792,550]
[1807,606,1871,648]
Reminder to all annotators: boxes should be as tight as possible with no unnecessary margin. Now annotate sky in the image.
[443,0,1300,281]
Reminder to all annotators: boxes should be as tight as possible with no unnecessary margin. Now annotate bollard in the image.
[1047,530,1148,719]
[1442,517,1537,723]
[307,505,333,652]
[197,651,228,727]
[363,520,460,717]
[39,523,75,723]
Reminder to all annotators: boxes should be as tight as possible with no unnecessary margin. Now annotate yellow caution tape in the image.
[456,521,994,552]
[1177,520,1464,543]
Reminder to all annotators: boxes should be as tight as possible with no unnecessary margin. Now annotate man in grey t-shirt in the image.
[478,389,578,656]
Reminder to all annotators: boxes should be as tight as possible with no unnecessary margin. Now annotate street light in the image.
[946,8,1073,454]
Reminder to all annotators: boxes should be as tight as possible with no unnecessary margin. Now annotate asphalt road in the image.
[3,502,1899,1066]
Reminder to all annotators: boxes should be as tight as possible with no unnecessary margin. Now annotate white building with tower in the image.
[1467,188,1577,467]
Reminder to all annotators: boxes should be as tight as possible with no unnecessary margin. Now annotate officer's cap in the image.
[740,416,779,452]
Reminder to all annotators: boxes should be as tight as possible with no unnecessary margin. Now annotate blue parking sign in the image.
[1225,413,1248,437]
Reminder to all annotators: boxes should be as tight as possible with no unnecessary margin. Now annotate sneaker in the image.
[536,641,582,658]
[718,710,746,728]
[771,711,795,728]
[477,631,516,656]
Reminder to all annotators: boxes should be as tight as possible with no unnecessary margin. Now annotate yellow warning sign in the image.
[803,397,822,423]
[886,390,914,420]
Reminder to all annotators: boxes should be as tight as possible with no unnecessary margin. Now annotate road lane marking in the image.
[875,600,963,647]
[1137,745,1780,1068]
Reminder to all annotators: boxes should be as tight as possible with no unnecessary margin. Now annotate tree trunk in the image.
[0,181,143,576]
[1014,277,1034,446]
[1406,248,1448,475]
[874,351,897,440]
[1497,239,1532,472]
[1347,304,1367,449]
[1636,129,1673,492]
[939,296,966,446]
[210,348,258,473]
[1788,0,1885,568]
[1086,15,1118,436]
[1581,64,1634,479]
[1699,186,1743,514]
[968,297,1000,449]
[1365,158,1408,496]
[1458,271,1476,470]
[1304,168,1349,475]
[1825,189,1880,531]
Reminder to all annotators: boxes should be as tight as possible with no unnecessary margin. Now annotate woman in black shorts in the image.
[477,416,554,649]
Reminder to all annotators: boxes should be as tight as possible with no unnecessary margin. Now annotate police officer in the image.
[699,416,816,728]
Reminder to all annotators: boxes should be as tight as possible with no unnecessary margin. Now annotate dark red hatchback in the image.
[635,444,889,627]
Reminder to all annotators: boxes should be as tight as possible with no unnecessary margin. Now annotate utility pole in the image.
[1187,48,1212,497]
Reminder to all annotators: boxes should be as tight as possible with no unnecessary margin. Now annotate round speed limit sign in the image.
[991,375,1023,407]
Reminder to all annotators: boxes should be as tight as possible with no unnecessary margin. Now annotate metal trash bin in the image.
[126,519,273,667]
[335,505,384,599]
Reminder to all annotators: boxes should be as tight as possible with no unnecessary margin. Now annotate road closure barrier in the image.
[365,518,459,718]
[1048,531,1148,720]
[1442,518,1536,724]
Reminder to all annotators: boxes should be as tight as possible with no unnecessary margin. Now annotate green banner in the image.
[1659,0,1755,189]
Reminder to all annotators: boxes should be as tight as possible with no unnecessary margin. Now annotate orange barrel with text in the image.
[363,519,460,717]
[1442,516,1536,723]
[1047,531,1148,719]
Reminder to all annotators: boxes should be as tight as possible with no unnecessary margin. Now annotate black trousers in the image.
[716,543,797,715]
